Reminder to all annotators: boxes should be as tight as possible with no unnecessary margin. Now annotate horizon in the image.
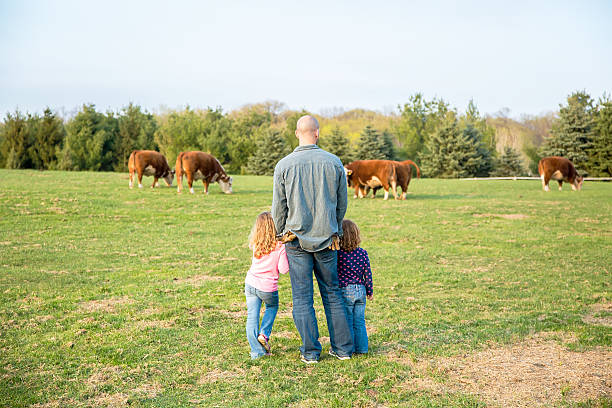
[1,0,611,120]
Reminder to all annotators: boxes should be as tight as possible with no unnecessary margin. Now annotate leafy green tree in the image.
[354,125,387,160]
[539,91,595,174]
[30,108,65,169]
[115,103,157,171]
[1,110,33,169]
[154,107,205,165]
[588,96,612,176]
[227,106,273,173]
[60,104,117,171]
[394,94,450,160]
[492,147,525,176]
[283,110,310,150]
[420,116,493,178]
[320,126,352,164]
[246,129,291,176]
[198,108,233,165]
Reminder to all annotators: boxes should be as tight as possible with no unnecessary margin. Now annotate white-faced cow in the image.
[538,156,583,192]
[344,160,398,200]
[128,150,174,189]
[175,151,233,194]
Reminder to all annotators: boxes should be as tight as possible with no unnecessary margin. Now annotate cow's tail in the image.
[175,152,185,193]
[403,160,421,178]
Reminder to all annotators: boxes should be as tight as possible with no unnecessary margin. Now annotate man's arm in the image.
[271,166,288,238]
[336,164,348,237]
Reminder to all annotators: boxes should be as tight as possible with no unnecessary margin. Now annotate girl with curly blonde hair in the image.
[244,212,289,359]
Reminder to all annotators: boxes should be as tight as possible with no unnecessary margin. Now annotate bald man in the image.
[272,115,353,363]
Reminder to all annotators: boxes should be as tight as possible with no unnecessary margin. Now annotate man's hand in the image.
[328,234,340,250]
[367,295,373,301]
[279,231,296,243]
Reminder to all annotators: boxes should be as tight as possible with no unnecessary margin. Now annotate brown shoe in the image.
[257,334,270,353]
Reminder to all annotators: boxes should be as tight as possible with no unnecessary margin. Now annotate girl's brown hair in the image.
[340,219,361,252]
[248,212,278,258]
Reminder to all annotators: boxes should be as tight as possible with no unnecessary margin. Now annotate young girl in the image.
[245,211,289,359]
[337,219,373,354]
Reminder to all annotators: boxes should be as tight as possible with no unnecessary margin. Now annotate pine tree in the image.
[321,127,352,164]
[420,117,493,178]
[354,125,386,160]
[31,108,65,170]
[539,91,595,174]
[588,97,612,176]
[492,147,525,176]
[381,130,397,160]
[1,110,31,169]
[115,104,157,171]
[246,130,291,176]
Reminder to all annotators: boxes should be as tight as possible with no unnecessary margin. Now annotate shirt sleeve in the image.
[277,244,289,275]
[271,165,288,238]
[362,249,373,296]
[336,164,348,237]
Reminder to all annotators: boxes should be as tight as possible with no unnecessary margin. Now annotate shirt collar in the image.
[293,144,320,152]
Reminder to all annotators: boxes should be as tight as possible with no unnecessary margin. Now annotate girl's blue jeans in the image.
[245,283,279,359]
[340,284,368,353]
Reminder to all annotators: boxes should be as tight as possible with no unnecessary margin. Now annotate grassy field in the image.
[0,170,610,408]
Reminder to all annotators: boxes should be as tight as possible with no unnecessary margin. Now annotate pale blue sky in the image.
[1,0,611,118]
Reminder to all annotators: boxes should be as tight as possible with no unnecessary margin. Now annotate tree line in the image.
[1,91,610,177]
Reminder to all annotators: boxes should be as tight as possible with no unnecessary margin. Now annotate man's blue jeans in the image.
[285,240,353,360]
[245,283,279,359]
[341,284,368,353]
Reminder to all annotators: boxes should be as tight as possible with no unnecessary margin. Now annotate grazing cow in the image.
[365,160,421,200]
[538,156,583,192]
[128,150,174,189]
[344,160,398,200]
[175,151,232,194]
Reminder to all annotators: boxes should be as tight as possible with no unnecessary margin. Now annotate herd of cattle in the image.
[127,150,584,197]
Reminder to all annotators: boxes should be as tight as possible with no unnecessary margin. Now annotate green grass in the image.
[0,170,610,407]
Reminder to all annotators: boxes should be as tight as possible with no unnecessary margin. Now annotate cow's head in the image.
[163,169,175,186]
[218,174,233,194]
[573,174,584,191]
[344,167,354,187]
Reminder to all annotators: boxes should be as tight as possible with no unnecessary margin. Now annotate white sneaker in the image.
[328,349,351,360]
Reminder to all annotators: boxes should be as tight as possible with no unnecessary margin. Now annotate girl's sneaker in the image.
[257,334,271,353]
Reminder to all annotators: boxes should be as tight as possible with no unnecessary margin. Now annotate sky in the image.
[1,0,611,118]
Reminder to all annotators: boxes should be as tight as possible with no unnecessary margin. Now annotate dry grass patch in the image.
[173,274,223,285]
[473,213,528,220]
[132,319,175,329]
[91,392,129,407]
[197,368,243,385]
[132,382,162,399]
[80,296,134,313]
[399,333,612,407]
[583,302,612,327]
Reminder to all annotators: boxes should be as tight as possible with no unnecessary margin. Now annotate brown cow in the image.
[538,156,583,192]
[363,160,421,200]
[128,150,174,189]
[175,151,232,194]
[344,160,398,200]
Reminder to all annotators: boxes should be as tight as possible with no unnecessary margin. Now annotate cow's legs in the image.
[203,181,209,195]
[138,172,144,189]
[152,177,159,188]
[558,180,563,191]
[176,173,183,193]
[541,174,549,192]
[355,186,362,198]
[391,180,398,200]
[129,170,134,189]
[187,175,195,194]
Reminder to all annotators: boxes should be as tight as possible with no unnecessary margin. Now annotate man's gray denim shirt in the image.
[272,144,348,253]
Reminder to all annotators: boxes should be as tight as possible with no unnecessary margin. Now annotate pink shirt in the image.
[244,242,289,292]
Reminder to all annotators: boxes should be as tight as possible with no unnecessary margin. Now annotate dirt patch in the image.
[91,392,129,407]
[398,333,612,407]
[86,366,122,389]
[583,302,612,327]
[132,382,162,398]
[173,274,223,285]
[473,213,528,220]
[79,296,134,313]
[197,368,243,385]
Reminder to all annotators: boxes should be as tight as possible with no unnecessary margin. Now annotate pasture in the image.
[0,170,610,408]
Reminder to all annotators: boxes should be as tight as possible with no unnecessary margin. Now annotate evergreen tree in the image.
[1,110,32,169]
[30,108,65,170]
[60,104,117,171]
[588,97,612,176]
[381,130,397,160]
[354,125,386,160]
[492,147,525,176]
[539,91,595,174]
[198,108,233,165]
[115,103,157,171]
[321,126,352,164]
[246,130,291,176]
[420,117,493,178]
[460,99,496,152]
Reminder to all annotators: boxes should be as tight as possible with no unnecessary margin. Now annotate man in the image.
[272,115,353,363]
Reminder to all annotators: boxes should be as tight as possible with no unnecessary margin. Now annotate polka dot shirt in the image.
[337,247,373,296]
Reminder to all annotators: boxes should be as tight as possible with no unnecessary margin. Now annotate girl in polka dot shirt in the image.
[337,219,373,354]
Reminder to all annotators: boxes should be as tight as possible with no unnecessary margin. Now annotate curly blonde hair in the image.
[248,212,278,259]
[340,219,361,252]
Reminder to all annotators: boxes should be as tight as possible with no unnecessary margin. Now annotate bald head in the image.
[295,115,319,145]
